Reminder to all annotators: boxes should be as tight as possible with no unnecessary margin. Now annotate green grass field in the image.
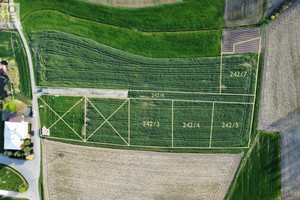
[0,164,28,192]
[17,0,224,32]
[38,96,85,140]
[229,132,281,200]
[23,15,222,58]
[39,95,254,148]
[0,31,31,98]
[30,30,257,95]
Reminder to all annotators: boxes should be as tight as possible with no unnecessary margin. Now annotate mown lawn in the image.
[229,132,281,200]
[17,0,224,32]
[0,164,28,192]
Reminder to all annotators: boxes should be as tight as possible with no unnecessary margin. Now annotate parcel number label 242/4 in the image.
[183,122,200,128]
[222,122,239,128]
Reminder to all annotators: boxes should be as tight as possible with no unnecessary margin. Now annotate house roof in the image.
[8,115,24,123]
[4,121,28,150]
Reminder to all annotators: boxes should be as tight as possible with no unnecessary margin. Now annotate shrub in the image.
[19,186,26,193]
[271,15,275,20]
[23,146,31,153]
[7,151,13,157]
[24,139,31,146]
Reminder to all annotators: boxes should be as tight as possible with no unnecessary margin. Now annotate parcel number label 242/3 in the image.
[222,122,239,128]
[143,121,160,127]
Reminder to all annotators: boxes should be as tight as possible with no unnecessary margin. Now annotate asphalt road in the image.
[0,1,41,200]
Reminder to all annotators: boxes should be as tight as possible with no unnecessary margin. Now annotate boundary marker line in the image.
[171,100,174,148]
[48,97,84,129]
[248,37,262,147]
[128,98,130,145]
[130,89,254,96]
[209,102,215,148]
[45,136,249,149]
[38,96,83,140]
[86,98,129,145]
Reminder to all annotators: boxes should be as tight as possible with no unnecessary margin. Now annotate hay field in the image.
[42,140,242,200]
[259,1,300,199]
[83,0,182,8]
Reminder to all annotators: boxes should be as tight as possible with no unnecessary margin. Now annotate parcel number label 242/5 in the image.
[222,122,239,128]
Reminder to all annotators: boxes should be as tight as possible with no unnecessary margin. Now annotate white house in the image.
[4,121,29,150]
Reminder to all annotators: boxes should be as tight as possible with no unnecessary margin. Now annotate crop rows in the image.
[32,30,257,95]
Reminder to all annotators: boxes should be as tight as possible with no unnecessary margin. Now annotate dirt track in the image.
[259,1,300,199]
[42,140,242,200]
[82,0,182,8]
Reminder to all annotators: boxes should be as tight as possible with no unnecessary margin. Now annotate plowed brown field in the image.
[43,140,242,200]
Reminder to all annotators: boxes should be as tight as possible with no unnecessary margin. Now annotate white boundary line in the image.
[128,98,131,145]
[48,97,84,129]
[38,96,83,140]
[45,136,249,149]
[247,37,262,147]
[130,89,254,96]
[86,98,129,145]
[209,102,215,148]
[131,97,254,105]
[171,100,174,148]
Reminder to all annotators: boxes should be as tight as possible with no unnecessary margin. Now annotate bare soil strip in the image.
[222,28,261,53]
[82,0,182,8]
[42,140,242,200]
[259,1,300,199]
[37,87,128,98]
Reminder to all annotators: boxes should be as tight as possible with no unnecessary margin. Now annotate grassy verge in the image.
[0,164,29,192]
[39,141,44,200]
[23,11,222,58]
[228,132,281,200]
[16,0,224,32]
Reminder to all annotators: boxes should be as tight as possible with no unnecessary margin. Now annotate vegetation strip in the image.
[16,0,225,32]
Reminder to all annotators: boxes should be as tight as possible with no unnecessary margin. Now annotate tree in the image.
[15,101,28,114]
